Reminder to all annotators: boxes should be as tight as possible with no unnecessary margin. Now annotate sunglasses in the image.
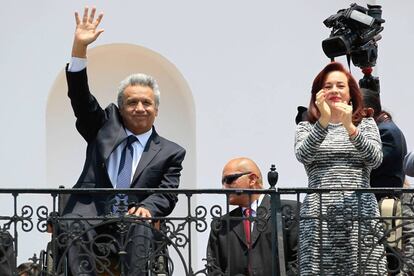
[222,171,251,185]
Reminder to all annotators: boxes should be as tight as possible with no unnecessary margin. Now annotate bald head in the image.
[222,157,263,187]
[222,157,263,207]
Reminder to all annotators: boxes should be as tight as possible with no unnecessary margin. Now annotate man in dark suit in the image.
[60,7,186,275]
[206,158,299,276]
[361,88,407,275]
[361,88,407,198]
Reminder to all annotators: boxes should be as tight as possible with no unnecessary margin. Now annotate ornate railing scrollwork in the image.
[0,188,411,275]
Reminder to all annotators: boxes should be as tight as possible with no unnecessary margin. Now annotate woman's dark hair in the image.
[361,88,392,123]
[307,62,365,125]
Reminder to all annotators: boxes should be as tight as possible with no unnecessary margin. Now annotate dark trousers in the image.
[59,213,154,276]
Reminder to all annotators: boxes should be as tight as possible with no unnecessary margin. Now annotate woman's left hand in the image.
[333,102,353,128]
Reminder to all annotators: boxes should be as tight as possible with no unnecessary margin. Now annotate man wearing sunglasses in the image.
[206,158,299,276]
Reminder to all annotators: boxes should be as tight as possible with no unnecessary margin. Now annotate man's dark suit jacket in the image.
[370,119,406,200]
[207,197,299,276]
[63,67,186,218]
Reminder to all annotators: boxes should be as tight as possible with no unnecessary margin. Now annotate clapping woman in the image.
[294,62,386,275]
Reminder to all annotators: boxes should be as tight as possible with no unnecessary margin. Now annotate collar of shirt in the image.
[242,194,264,217]
[107,128,153,187]
[125,127,153,149]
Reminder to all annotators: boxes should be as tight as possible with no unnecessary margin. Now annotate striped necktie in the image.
[113,135,138,214]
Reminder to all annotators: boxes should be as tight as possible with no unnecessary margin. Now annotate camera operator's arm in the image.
[72,6,104,58]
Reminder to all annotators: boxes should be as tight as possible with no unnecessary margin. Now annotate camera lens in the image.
[322,36,352,58]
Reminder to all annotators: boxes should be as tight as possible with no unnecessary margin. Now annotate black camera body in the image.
[322,3,385,68]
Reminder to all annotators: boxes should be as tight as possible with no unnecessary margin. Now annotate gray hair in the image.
[117,73,160,108]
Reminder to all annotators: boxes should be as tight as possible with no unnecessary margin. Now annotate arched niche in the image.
[46,44,197,273]
[46,43,195,190]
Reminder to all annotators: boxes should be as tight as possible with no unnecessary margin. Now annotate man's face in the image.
[119,85,158,135]
[222,165,253,207]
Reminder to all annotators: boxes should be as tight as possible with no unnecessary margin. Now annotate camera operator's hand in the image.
[315,89,330,128]
[72,6,104,58]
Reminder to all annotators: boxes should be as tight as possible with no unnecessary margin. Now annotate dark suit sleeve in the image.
[378,126,404,172]
[283,201,300,275]
[206,220,223,275]
[371,122,407,189]
[140,147,186,217]
[66,65,107,142]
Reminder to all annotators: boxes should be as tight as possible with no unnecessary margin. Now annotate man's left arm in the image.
[129,147,186,218]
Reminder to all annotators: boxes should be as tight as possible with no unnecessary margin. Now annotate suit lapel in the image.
[131,131,161,185]
[231,207,250,247]
[97,106,127,160]
[251,195,271,246]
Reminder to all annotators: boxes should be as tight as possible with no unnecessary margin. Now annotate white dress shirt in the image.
[242,194,265,229]
[107,128,152,187]
[68,57,87,72]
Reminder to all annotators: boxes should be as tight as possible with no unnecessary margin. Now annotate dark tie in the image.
[244,208,253,275]
[113,135,138,213]
[117,135,138,189]
[243,208,252,246]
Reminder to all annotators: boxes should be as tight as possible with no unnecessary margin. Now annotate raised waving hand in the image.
[72,6,104,58]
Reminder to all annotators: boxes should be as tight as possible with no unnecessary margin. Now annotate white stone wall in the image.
[0,0,412,271]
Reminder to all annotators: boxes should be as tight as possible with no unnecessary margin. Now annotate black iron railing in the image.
[0,187,413,275]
